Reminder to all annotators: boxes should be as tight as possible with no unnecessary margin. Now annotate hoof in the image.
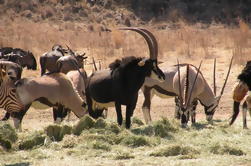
[181,123,188,128]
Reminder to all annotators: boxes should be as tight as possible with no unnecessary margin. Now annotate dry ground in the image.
[0,19,251,166]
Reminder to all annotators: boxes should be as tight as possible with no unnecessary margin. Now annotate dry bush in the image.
[1,18,250,70]
[231,20,251,65]
[111,30,123,49]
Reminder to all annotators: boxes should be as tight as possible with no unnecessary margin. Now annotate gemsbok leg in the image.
[142,86,152,124]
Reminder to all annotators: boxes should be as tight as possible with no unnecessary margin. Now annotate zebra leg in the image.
[174,97,181,119]
[1,112,10,121]
[242,101,248,129]
[142,86,152,124]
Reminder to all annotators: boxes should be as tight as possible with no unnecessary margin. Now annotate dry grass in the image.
[1,18,251,70]
[1,118,251,166]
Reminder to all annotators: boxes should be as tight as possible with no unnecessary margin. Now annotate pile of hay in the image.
[18,131,46,150]
[72,115,95,136]
[0,122,18,149]
[131,118,178,138]
[45,124,72,141]
[150,144,199,157]
[209,143,245,156]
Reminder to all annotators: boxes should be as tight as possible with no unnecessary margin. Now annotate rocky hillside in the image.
[0,0,251,27]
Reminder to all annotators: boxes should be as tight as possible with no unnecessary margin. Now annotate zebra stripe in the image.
[0,80,24,113]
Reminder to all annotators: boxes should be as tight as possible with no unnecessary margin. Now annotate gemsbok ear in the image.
[138,60,145,66]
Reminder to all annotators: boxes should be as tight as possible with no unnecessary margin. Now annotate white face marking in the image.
[150,71,160,81]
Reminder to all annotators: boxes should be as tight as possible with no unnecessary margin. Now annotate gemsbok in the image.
[0,60,88,130]
[141,57,233,127]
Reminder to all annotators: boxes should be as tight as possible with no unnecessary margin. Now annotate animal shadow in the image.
[5,162,30,166]
[191,122,210,130]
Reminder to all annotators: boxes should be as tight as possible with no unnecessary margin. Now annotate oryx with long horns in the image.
[141,57,233,126]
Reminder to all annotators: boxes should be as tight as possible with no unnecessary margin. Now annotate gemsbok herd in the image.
[0,27,250,131]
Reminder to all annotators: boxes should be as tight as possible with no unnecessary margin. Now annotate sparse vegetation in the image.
[0,118,250,165]
[18,131,46,150]
[209,143,245,156]
[150,144,199,157]
[0,1,251,165]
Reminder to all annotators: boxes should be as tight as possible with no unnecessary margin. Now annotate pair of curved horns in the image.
[118,27,158,60]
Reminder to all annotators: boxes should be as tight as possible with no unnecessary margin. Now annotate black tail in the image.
[229,101,240,125]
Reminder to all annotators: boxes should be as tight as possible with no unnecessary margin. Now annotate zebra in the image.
[0,61,26,129]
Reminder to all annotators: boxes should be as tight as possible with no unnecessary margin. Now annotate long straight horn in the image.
[218,55,234,101]
[92,57,97,71]
[185,60,203,109]
[213,58,217,96]
[184,64,190,107]
[177,59,184,108]
[69,60,86,81]
[139,28,158,59]
[119,27,155,60]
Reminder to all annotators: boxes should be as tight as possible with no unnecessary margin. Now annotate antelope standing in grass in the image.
[230,61,251,128]
[85,27,165,128]
[142,57,233,126]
